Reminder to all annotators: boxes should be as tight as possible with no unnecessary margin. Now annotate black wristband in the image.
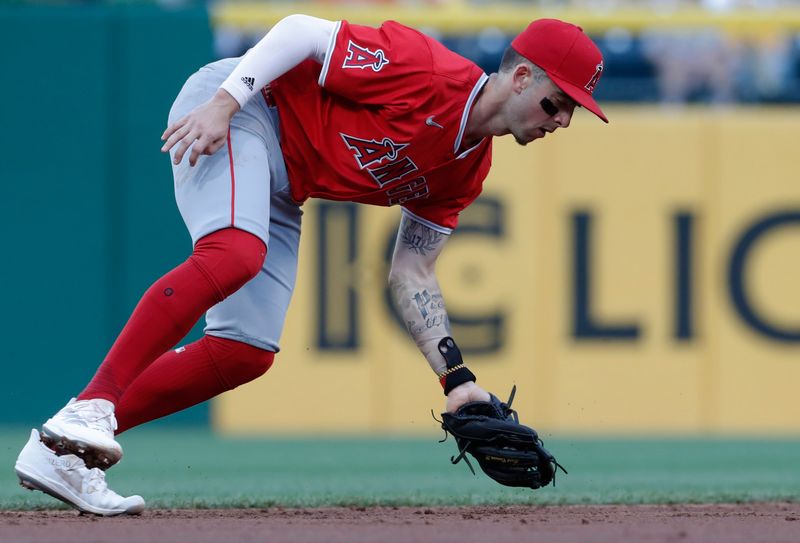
[441,366,478,395]
[437,337,477,395]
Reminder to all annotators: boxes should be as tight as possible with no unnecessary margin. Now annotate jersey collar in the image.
[453,73,489,157]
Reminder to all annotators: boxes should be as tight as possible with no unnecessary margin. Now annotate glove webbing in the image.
[438,385,523,475]
[434,386,569,486]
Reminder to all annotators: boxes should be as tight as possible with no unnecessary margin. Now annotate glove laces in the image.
[431,410,477,472]
[450,440,477,475]
[433,385,568,486]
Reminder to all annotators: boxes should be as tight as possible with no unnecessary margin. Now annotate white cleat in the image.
[42,398,123,470]
[15,429,144,516]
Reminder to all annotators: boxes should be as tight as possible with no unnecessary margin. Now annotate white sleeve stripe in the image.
[318,20,343,88]
[401,208,453,235]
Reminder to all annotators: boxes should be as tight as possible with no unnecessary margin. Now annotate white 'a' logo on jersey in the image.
[342,41,390,72]
[340,133,408,169]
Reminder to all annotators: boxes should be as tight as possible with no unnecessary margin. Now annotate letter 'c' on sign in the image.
[728,211,800,342]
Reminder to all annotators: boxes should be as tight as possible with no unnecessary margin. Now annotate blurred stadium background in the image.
[1,0,799,508]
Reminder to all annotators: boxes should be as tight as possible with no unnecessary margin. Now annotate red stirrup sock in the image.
[78,228,266,404]
[115,335,274,434]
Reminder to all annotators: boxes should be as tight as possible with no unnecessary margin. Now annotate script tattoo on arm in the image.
[403,288,451,335]
[389,215,453,375]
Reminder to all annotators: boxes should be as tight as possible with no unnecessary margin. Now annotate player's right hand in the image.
[445,381,491,413]
[161,89,241,167]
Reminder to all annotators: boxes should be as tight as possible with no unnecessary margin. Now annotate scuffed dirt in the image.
[1,503,799,543]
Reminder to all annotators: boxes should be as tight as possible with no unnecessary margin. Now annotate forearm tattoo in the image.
[391,279,452,374]
[406,289,449,333]
[390,216,453,374]
[389,278,452,375]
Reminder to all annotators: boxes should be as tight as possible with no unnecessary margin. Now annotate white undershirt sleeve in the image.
[219,14,336,109]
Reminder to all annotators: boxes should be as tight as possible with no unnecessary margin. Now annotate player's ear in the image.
[512,63,532,93]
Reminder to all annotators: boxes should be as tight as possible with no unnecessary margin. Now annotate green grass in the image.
[1,428,798,509]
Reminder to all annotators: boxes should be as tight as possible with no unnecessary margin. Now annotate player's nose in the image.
[555,110,572,129]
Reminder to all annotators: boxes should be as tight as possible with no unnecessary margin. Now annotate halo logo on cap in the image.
[585,62,603,93]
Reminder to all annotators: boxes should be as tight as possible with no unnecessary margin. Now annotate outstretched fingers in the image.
[160,92,238,166]
[172,128,201,165]
[161,118,189,152]
[187,134,228,167]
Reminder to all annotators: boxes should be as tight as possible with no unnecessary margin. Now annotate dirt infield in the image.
[1,503,798,543]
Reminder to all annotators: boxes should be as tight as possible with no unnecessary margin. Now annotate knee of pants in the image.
[234,350,275,386]
[205,335,275,389]
[193,228,267,298]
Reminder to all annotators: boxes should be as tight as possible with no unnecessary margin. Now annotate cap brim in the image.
[548,73,608,123]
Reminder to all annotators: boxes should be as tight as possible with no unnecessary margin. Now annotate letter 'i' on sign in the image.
[316,202,360,349]
[674,212,694,340]
[571,211,640,340]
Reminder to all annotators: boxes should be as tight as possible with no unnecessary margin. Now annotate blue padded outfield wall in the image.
[0,5,213,425]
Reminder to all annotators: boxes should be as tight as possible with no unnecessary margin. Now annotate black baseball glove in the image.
[436,386,567,489]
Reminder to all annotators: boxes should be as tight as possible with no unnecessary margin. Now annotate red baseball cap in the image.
[511,19,608,123]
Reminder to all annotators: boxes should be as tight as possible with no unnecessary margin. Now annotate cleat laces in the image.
[65,402,118,435]
[84,468,109,495]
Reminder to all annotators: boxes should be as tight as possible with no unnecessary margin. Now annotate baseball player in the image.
[14,15,606,515]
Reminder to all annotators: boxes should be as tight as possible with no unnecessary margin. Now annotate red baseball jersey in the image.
[270,20,493,233]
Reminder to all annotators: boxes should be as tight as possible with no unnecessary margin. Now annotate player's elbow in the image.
[275,13,334,33]
[387,261,435,290]
[387,268,404,290]
[387,265,409,290]
[276,14,309,28]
